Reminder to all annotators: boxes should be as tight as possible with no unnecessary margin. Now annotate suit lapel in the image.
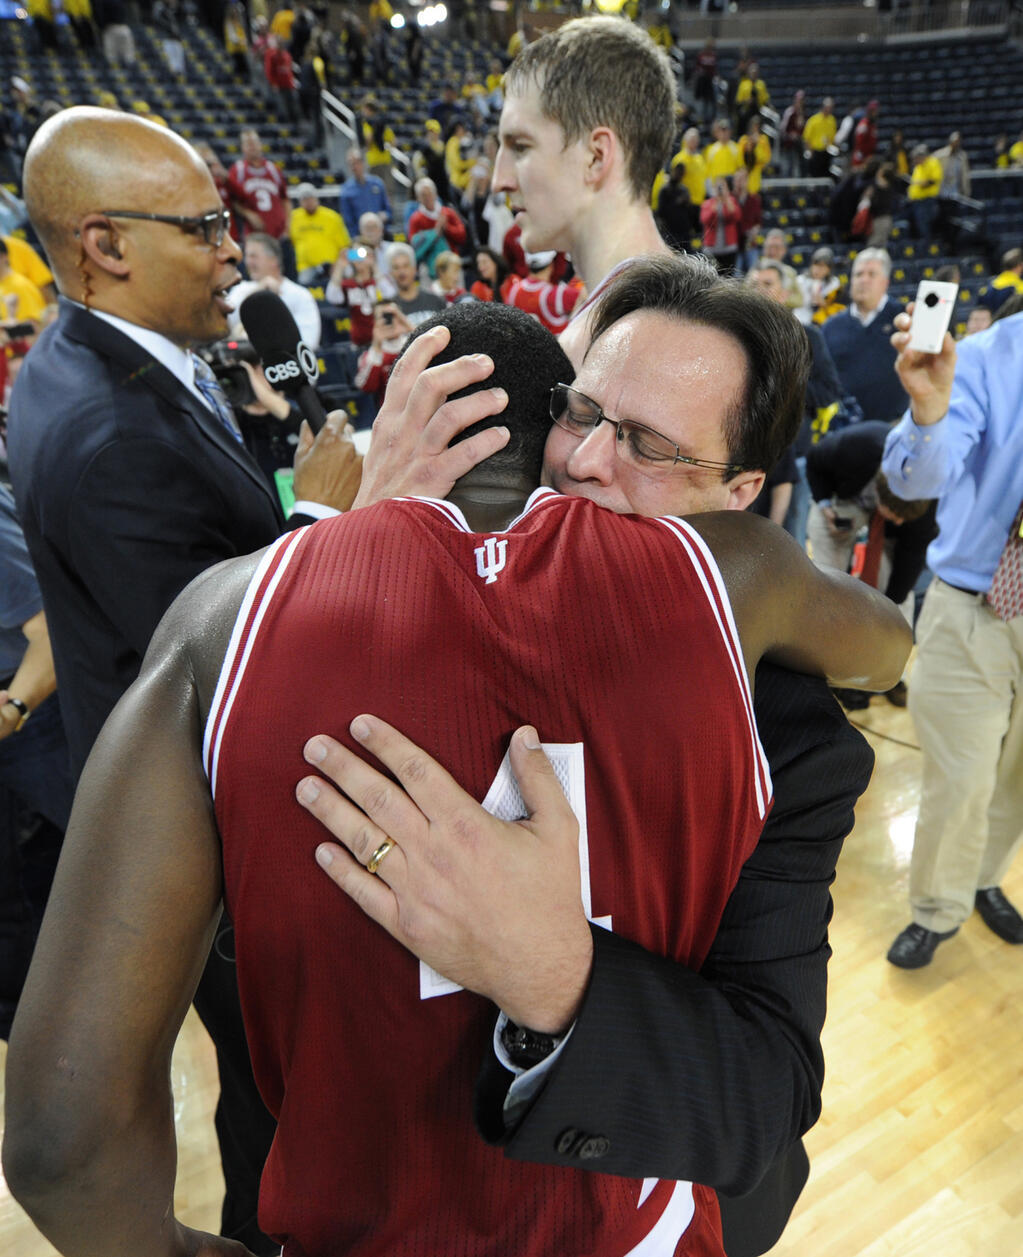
[60,302,284,520]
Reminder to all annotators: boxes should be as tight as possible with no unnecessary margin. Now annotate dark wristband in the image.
[500,1019,563,1069]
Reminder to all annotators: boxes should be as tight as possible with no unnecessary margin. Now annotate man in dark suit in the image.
[5,106,360,1254]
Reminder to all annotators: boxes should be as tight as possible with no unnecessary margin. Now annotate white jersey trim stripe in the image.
[657,516,773,818]
[398,487,561,535]
[623,1181,696,1256]
[203,528,307,796]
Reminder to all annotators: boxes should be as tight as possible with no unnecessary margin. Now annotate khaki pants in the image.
[907,579,1023,932]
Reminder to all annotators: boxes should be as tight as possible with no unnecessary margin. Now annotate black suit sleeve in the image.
[475,669,873,1196]
[67,436,269,659]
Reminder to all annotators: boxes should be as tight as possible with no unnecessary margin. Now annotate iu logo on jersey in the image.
[474,537,508,585]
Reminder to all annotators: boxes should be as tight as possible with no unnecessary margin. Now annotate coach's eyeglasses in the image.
[96,208,233,248]
[549,383,748,477]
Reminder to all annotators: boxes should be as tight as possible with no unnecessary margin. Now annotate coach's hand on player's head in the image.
[292,410,364,512]
[296,717,594,1035]
[352,324,510,510]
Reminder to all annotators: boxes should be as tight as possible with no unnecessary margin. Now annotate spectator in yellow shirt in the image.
[0,239,46,324]
[3,235,55,303]
[653,127,708,217]
[289,183,351,284]
[269,5,295,41]
[907,143,942,243]
[445,120,475,193]
[738,115,772,195]
[1008,129,1023,167]
[704,119,741,182]
[734,60,769,134]
[803,97,836,177]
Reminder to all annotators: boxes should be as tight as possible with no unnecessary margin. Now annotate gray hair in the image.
[852,248,891,278]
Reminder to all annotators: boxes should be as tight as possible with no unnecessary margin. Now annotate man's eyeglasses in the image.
[549,383,747,478]
[97,208,233,248]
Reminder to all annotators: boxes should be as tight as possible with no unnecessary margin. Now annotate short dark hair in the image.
[504,17,675,202]
[875,471,932,522]
[588,254,810,477]
[401,303,573,486]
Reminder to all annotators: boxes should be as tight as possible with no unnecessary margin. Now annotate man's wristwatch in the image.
[500,1019,564,1069]
[2,697,30,732]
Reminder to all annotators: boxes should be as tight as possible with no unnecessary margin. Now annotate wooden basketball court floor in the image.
[2,698,1022,1256]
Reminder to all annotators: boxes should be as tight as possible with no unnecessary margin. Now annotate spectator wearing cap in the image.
[289,184,351,286]
[803,97,836,179]
[505,251,583,335]
[907,143,942,243]
[339,148,391,238]
[822,248,908,425]
[795,246,843,326]
[229,233,322,349]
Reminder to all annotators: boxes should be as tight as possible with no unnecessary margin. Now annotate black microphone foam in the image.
[239,288,328,433]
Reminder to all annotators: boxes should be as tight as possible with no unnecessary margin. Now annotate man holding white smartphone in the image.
[883,305,1023,968]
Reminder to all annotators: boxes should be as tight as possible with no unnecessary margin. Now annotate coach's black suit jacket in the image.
[478,666,874,1257]
[7,299,288,1252]
[8,300,289,778]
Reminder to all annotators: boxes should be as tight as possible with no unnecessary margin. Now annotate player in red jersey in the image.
[6,293,910,1257]
[227,129,290,239]
[506,249,584,334]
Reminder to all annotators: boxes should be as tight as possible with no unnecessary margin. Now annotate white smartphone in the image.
[908,280,959,353]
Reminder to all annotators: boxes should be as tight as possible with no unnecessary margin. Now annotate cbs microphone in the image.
[239,289,328,434]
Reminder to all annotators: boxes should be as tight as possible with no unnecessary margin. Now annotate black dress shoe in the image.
[884,680,908,707]
[975,887,1023,943]
[887,922,959,969]
[833,687,871,711]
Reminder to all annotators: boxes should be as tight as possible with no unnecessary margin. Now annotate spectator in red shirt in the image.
[407,177,467,258]
[700,176,741,274]
[852,101,879,169]
[263,34,300,124]
[505,250,582,334]
[355,299,413,411]
[227,129,290,238]
[325,245,394,347]
[732,167,762,274]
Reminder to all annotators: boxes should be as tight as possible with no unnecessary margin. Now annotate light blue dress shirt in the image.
[882,311,1023,592]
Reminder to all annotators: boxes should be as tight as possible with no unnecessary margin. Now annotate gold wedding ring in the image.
[366,838,397,875]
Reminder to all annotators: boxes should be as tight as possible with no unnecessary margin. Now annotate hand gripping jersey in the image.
[204,489,772,1257]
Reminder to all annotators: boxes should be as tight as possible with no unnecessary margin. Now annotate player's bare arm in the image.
[688,509,912,691]
[352,324,512,509]
[3,559,260,1257]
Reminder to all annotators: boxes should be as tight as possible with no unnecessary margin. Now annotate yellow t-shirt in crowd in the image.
[0,269,46,320]
[670,149,709,206]
[3,236,53,291]
[1009,140,1023,167]
[289,205,351,273]
[908,155,942,200]
[735,78,769,110]
[704,140,741,182]
[803,112,837,152]
[739,133,772,194]
[269,7,295,39]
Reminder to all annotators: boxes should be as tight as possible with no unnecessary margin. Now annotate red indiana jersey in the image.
[227,157,289,238]
[204,489,772,1257]
[507,274,583,334]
